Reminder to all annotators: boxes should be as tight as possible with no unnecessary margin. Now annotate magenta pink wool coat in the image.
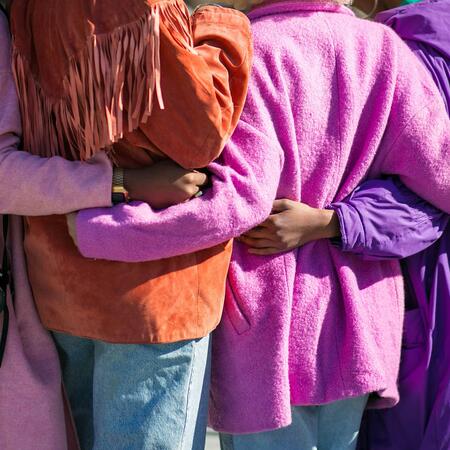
[0,12,113,449]
[74,1,450,434]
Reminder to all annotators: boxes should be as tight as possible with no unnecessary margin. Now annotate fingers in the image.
[241,226,273,240]
[180,171,208,200]
[272,199,293,213]
[186,184,202,199]
[239,234,282,255]
[190,171,208,186]
[239,235,275,249]
[247,215,279,231]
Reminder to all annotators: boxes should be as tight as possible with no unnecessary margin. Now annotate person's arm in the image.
[226,36,450,257]
[239,177,448,257]
[369,34,449,213]
[237,199,340,255]
[0,13,206,216]
[331,178,448,260]
[330,35,450,259]
[0,13,113,216]
[132,2,253,168]
[73,64,284,262]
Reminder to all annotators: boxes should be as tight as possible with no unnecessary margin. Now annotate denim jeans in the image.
[220,395,369,450]
[53,332,211,450]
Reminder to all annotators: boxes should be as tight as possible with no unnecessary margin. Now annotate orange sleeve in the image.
[134,0,253,169]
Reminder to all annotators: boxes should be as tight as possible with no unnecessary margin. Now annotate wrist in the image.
[112,167,130,204]
[123,168,132,194]
[317,209,341,240]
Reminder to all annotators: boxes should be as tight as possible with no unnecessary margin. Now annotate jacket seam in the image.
[364,215,437,255]
[377,101,433,171]
[179,340,197,450]
[323,14,346,392]
[323,14,343,204]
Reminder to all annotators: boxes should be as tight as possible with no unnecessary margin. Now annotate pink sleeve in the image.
[371,37,450,212]
[0,14,113,216]
[76,69,284,262]
[76,124,283,262]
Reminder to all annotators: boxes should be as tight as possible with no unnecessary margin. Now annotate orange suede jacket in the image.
[10,0,252,343]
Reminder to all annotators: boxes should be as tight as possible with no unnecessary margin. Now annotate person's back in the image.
[209,0,449,433]
[247,1,445,208]
[4,1,253,448]
[58,0,449,442]
[352,2,450,449]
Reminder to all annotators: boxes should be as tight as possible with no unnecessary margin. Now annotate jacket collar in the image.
[248,1,354,21]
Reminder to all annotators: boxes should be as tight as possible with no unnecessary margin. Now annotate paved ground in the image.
[205,429,220,450]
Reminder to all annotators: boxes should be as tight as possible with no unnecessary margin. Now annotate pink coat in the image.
[0,12,112,449]
[75,1,450,434]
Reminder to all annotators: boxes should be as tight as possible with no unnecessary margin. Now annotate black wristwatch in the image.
[112,167,130,205]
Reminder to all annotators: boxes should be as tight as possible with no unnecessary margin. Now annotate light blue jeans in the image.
[220,395,369,450]
[53,332,211,450]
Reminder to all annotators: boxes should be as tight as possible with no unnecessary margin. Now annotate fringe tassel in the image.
[12,0,194,161]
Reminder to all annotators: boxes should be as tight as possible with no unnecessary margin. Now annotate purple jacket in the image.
[334,180,449,450]
[75,1,450,433]
[331,2,450,448]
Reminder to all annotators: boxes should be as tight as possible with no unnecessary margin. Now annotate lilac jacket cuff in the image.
[331,177,448,260]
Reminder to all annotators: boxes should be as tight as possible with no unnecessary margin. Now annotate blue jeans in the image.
[220,395,369,450]
[53,332,211,450]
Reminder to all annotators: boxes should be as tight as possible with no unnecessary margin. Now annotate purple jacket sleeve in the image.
[331,177,448,261]
[0,13,113,216]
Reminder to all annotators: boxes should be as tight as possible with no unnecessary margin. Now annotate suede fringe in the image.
[12,1,194,160]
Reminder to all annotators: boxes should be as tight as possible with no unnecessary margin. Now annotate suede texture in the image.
[25,215,232,343]
[13,0,252,343]
[10,0,252,164]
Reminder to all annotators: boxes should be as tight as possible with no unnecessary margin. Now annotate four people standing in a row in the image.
[0,0,448,449]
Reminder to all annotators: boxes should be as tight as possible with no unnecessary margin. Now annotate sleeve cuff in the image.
[328,204,346,250]
[329,202,365,253]
[75,208,105,259]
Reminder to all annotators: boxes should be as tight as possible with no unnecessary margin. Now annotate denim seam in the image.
[317,404,321,449]
[179,341,197,450]
[195,252,200,337]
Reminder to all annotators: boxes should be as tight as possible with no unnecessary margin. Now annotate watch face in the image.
[112,192,126,205]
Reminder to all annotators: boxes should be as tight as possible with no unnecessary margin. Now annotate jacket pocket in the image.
[224,279,250,335]
[400,308,426,383]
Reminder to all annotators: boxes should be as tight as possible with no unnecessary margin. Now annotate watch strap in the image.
[112,167,129,204]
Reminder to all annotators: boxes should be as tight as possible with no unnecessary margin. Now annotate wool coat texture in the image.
[76,0,450,434]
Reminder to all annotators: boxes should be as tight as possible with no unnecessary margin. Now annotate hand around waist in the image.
[239,199,341,256]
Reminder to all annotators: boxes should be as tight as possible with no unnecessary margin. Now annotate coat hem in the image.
[209,376,398,434]
[45,321,220,345]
